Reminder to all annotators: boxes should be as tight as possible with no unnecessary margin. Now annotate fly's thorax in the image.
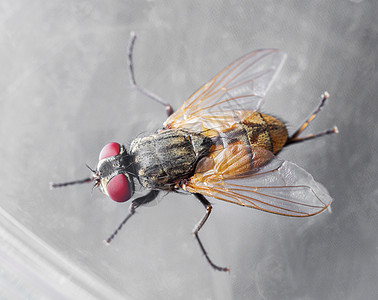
[129,129,213,189]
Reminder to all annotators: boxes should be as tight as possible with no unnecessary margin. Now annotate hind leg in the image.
[286,92,338,146]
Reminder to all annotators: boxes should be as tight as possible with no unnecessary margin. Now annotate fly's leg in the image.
[193,193,229,272]
[128,32,174,117]
[50,164,97,189]
[49,177,93,189]
[286,92,338,146]
[105,190,159,244]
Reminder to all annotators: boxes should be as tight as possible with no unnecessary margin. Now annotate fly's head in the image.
[93,142,135,203]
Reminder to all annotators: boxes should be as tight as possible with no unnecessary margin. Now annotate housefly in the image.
[51,32,338,272]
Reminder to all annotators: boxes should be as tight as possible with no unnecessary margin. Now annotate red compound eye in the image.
[106,174,132,202]
[99,142,120,160]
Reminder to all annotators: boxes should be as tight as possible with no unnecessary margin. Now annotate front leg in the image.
[105,190,159,244]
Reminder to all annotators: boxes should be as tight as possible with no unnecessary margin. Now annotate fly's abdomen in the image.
[220,111,288,155]
[259,113,288,154]
[130,129,213,189]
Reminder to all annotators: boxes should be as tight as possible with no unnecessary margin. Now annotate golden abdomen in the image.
[254,112,288,154]
[220,111,288,155]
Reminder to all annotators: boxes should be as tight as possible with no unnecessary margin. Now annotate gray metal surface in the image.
[0,1,377,299]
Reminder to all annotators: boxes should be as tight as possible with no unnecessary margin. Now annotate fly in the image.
[51,32,338,272]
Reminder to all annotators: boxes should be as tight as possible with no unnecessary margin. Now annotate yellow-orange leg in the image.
[286,92,338,145]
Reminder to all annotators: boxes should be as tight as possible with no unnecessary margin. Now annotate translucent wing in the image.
[164,49,287,132]
[185,144,332,217]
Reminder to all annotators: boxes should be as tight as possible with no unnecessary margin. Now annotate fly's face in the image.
[95,142,134,203]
